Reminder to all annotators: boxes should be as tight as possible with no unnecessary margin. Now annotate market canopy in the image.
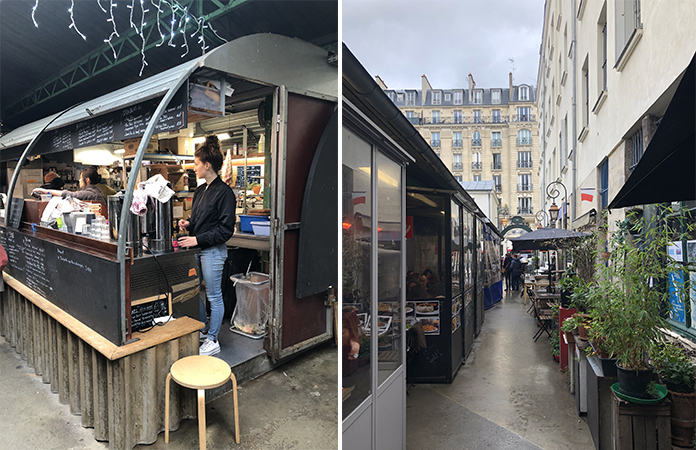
[511,227,590,252]
[608,51,695,210]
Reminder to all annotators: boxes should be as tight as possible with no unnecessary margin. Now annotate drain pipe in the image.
[571,0,578,228]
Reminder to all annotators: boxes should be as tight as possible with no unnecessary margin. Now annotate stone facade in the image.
[383,74,540,230]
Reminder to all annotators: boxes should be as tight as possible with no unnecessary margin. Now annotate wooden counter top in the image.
[3,272,203,361]
[227,232,270,251]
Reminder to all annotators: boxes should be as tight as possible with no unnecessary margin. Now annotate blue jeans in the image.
[196,243,227,342]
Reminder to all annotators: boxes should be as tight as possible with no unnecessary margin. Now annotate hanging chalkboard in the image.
[131,299,169,332]
[7,198,24,229]
[0,227,122,344]
[29,82,189,157]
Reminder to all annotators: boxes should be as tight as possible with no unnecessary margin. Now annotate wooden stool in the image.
[165,355,240,449]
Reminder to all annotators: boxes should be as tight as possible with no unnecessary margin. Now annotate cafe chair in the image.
[165,355,240,449]
[532,298,554,342]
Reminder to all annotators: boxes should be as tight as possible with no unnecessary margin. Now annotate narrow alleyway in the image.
[406,289,594,450]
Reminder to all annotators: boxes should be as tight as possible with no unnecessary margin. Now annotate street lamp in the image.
[535,210,549,228]
[546,181,568,229]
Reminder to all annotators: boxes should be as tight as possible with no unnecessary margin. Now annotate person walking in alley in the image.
[502,252,512,291]
[511,253,524,291]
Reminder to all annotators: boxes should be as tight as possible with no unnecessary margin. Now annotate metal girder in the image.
[5,0,250,120]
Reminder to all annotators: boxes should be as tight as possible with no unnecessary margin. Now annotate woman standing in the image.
[178,136,237,356]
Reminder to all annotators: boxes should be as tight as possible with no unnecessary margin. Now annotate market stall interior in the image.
[0,33,337,449]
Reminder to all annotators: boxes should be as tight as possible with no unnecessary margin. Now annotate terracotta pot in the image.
[563,330,575,343]
[670,390,696,447]
[252,185,261,194]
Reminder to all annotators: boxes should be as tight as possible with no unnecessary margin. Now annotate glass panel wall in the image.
[451,200,462,297]
[376,152,403,386]
[342,127,372,419]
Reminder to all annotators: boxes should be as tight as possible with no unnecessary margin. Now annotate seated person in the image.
[33,166,107,204]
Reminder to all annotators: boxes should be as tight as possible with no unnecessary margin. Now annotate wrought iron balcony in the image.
[492,115,503,123]
[517,161,532,168]
[495,184,502,192]
[517,183,533,192]
[518,207,534,215]
[512,114,536,122]
[473,117,482,124]
[471,162,482,170]
[431,140,440,148]
[517,137,533,145]
[453,162,463,171]
[407,117,421,125]
[453,117,463,124]
[491,139,502,147]
[472,138,482,147]
[492,162,502,170]
[453,140,463,148]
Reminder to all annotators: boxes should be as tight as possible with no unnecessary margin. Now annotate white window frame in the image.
[432,91,441,105]
[454,90,463,105]
[474,90,483,104]
[519,86,529,101]
[492,90,501,104]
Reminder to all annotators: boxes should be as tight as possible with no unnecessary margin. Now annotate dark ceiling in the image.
[0,0,337,131]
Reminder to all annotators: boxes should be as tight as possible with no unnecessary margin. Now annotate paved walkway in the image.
[406,288,594,450]
[0,339,337,450]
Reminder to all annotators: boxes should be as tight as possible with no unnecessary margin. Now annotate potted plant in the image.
[651,342,696,447]
[549,332,560,363]
[561,314,586,342]
[588,210,688,399]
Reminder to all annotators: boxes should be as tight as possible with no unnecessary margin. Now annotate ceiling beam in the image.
[5,0,250,121]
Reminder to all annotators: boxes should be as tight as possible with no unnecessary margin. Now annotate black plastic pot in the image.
[616,364,655,399]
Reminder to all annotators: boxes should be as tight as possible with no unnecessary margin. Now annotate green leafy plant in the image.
[583,208,691,371]
[650,342,696,393]
[549,332,560,357]
[561,314,583,333]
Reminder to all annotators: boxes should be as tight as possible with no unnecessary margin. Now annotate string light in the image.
[31,0,39,27]
[103,0,120,60]
[30,0,228,76]
[68,0,87,40]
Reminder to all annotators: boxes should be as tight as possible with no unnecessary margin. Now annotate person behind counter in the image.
[177,135,237,357]
[40,171,65,190]
[33,166,107,203]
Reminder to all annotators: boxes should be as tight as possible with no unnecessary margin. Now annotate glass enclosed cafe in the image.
[0,34,337,449]
[342,44,502,450]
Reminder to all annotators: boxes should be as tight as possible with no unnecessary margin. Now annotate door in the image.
[266,87,337,361]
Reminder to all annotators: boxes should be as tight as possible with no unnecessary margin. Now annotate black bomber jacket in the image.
[188,177,237,249]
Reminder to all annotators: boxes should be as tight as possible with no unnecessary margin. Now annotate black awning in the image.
[511,227,590,252]
[608,53,696,210]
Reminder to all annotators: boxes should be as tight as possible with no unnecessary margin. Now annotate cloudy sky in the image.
[342,0,546,91]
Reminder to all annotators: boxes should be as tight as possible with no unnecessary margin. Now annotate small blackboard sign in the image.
[131,299,169,332]
[236,165,262,188]
[7,198,24,229]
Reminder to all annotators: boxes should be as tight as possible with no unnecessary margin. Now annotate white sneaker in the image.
[199,338,220,356]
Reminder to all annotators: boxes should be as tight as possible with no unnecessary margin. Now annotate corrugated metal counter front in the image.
[0,273,204,450]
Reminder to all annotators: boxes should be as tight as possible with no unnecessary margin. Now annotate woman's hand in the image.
[178,219,189,231]
[177,235,198,248]
[32,188,46,195]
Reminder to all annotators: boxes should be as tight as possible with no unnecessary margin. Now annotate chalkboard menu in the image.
[0,228,122,344]
[7,198,24,229]
[31,83,189,156]
[236,165,262,188]
[131,299,169,332]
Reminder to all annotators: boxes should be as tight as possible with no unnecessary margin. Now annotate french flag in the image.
[352,191,367,205]
[581,187,595,202]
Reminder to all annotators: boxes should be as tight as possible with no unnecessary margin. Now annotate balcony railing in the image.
[518,207,534,215]
[495,184,502,192]
[453,140,463,148]
[491,139,502,147]
[517,183,533,192]
[517,161,532,168]
[492,162,502,170]
[472,138,482,147]
[472,162,482,170]
[407,117,420,125]
[414,115,520,125]
[517,137,533,145]
[453,162,463,171]
[431,140,440,148]
[512,114,536,122]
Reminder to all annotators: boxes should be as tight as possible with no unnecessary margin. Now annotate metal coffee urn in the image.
[107,195,142,257]
[148,197,174,253]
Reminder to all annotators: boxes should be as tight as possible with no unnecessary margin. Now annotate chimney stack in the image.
[467,73,475,102]
[509,72,513,95]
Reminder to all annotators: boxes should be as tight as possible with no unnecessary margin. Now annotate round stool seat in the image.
[170,355,231,390]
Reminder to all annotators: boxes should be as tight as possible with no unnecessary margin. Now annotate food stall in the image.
[0,34,336,449]
[343,44,500,450]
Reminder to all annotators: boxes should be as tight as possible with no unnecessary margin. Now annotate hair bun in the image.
[205,135,220,151]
